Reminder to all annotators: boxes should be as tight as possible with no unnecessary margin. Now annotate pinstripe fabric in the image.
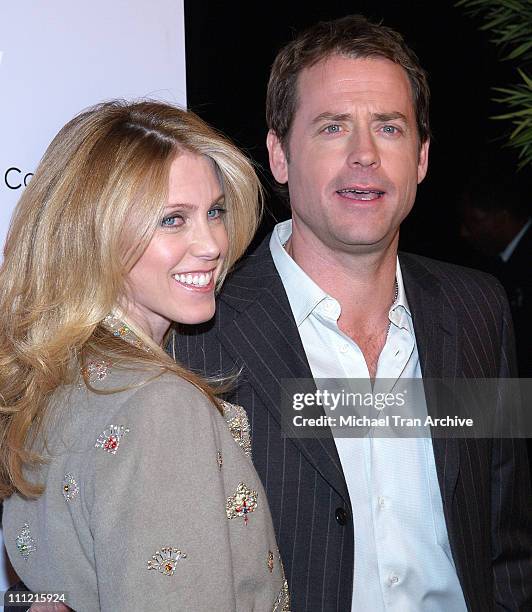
[401,253,532,611]
[171,238,532,612]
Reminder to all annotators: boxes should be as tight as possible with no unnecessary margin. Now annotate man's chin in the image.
[327,231,399,255]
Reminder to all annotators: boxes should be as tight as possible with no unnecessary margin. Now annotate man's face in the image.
[267,55,429,256]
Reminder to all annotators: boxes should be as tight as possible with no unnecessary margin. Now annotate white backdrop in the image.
[0,0,186,600]
[0,0,187,250]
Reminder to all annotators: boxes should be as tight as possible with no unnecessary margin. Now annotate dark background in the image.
[184,0,522,263]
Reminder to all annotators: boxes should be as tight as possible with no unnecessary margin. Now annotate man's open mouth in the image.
[336,188,385,201]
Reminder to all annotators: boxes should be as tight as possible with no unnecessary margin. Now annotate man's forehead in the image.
[295,54,415,114]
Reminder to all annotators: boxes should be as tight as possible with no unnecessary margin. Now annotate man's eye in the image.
[161,214,184,227]
[382,125,400,135]
[323,124,342,134]
[207,206,226,220]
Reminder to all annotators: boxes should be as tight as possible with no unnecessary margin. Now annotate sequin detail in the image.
[226,482,258,525]
[16,523,36,560]
[95,424,130,454]
[147,547,187,576]
[81,360,111,383]
[217,450,223,470]
[102,313,150,351]
[272,578,290,611]
[268,550,274,573]
[222,401,252,457]
[62,473,79,502]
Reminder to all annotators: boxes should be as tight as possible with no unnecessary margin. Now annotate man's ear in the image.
[266,130,288,184]
[417,138,430,184]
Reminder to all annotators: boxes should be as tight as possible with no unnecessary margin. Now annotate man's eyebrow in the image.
[311,112,352,125]
[372,112,409,123]
[311,111,410,125]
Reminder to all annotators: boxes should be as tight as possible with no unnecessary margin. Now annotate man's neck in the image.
[286,231,398,324]
[286,227,399,378]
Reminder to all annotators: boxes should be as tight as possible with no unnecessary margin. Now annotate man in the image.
[459,169,532,377]
[175,15,532,611]
[8,13,530,612]
[459,169,532,486]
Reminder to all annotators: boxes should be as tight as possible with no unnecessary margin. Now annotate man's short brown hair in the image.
[266,14,430,149]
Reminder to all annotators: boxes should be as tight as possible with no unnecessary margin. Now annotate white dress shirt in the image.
[270,220,467,612]
[500,217,531,262]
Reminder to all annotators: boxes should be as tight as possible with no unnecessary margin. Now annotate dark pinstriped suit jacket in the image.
[172,235,532,612]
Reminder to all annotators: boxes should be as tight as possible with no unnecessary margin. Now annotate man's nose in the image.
[346,130,380,169]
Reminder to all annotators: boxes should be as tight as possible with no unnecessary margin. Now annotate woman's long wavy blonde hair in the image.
[0,100,261,499]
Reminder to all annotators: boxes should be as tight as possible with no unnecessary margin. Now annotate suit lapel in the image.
[216,248,465,513]
[217,242,349,505]
[400,253,463,543]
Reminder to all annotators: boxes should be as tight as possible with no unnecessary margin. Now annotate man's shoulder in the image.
[217,232,282,307]
[400,251,505,293]
[232,240,501,286]
[220,245,509,310]
[399,252,513,321]
[227,232,276,277]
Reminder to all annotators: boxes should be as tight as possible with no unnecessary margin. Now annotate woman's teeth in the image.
[173,271,213,287]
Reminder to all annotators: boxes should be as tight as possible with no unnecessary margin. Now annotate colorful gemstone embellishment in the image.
[272,578,291,611]
[95,424,130,455]
[147,547,187,576]
[217,450,223,470]
[102,313,150,351]
[226,482,258,525]
[268,550,274,573]
[81,360,111,383]
[16,523,36,560]
[62,473,79,502]
[222,401,252,457]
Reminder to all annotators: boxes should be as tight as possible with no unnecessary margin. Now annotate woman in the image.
[0,101,289,611]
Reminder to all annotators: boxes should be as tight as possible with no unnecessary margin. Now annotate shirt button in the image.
[324,301,334,311]
[335,507,349,526]
[389,574,399,585]
[339,343,349,354]
[378,496,386,508]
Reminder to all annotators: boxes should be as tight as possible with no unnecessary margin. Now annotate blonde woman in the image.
[0,101,289,611]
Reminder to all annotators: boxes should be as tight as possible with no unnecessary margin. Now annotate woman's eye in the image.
[161,214,184,228]
[207,207,226,220]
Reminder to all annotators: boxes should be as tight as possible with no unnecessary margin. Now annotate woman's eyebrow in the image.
[165,202,196,210]
[165,194,225,211]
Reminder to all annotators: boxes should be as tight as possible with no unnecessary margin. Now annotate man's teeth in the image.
[337,188,384,201]
[337,188,384,194]
[173,271,213,287]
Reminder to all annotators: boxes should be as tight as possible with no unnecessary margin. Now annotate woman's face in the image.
[126,152,228,344]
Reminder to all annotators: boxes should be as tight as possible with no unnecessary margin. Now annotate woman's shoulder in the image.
[113,369,219,422]
[67,363,216,418]
[42,365,221,463]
